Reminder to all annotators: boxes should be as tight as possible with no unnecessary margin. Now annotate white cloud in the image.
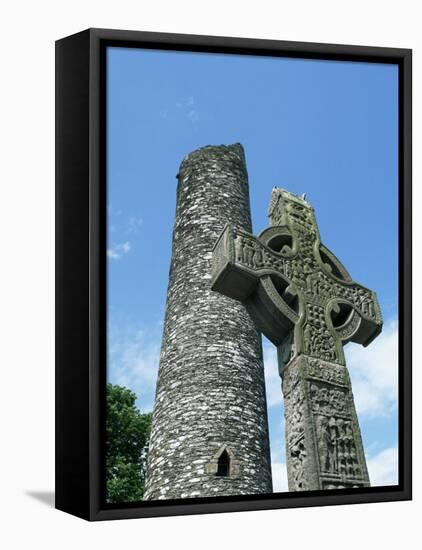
[176,95,194,109]
[187,109,199,122]
[176,96,199,123]
[107,204,123,217]
[263,342,283,407]
[127,216,143,235]
[107,241,131,260]
[367,446,398,486]
[107,204,143,238]
[345,319,398,418]
[269,425,288,492]
[108,325,161,412]
[271,462,288,492]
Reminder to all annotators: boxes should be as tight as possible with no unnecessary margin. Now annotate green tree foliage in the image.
[106,383,152,503]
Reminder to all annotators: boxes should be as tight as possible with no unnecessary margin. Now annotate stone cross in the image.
[211,188,383,491]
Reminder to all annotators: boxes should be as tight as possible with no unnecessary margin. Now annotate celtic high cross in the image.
[211,188,383,491]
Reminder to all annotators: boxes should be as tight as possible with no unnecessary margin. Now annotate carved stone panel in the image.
[305,357,369,488]
[309,381,348,416]
[289,436,309,491]
[282,355,369,491]
[313,415,363,481]
[283,369,305,450]
[282,359,310,491]
[305,358,349,387]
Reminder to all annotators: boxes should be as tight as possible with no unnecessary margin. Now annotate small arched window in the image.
[216,449,230,476]
[205,444,239,478]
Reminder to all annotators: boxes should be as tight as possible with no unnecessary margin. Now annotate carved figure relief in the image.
[309,382,347,416]
[315,416,362,480]
[315,415,338,474]
[306,358,348,387]
[303,303,338,361]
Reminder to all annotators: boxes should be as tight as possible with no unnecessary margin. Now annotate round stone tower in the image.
[144,144,273,500]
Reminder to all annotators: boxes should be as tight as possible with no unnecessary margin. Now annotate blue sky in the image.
[107,47,399,490]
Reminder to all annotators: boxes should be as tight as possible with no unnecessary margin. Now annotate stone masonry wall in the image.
[143,144,273,500]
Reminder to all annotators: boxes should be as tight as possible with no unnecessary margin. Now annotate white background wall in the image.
[0,1,419,548]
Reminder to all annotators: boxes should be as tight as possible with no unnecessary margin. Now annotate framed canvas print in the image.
[55,28,412,521]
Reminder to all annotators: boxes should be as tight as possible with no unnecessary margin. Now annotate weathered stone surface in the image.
[212,186,383,491]
[282,355,370,490]
[143,144,273,500]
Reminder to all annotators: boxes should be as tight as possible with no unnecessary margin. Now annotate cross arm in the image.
[211,223,292,301]
[211,224,299,345]
[210,224,262,302]
[328,283,383,348]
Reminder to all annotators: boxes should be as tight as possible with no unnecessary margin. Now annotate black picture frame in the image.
[55,27,412,521]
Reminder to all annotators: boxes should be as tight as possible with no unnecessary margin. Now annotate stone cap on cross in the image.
[211,187,382,367]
